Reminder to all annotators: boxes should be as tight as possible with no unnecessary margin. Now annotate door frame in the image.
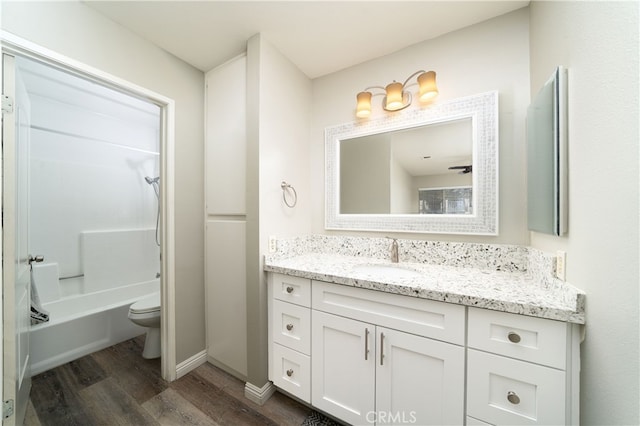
[0,31,178,386]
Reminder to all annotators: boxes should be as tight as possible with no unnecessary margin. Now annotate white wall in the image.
[311,8,530,243]
[2,1,206,364]
[246,34,312,386]
[529,2,639,424]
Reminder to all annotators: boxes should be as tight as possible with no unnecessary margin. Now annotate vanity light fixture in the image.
[355,70,438,118]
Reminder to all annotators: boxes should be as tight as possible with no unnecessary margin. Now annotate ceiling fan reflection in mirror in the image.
[448,165,472,174]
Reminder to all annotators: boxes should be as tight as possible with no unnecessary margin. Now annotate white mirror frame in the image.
[325,90,498,235]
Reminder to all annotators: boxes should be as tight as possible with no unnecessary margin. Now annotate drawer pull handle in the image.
[507,332,521,343]
[286,323,294,331]
[286,369,294,377]
[380,332,385,366]
[286,286,294,293]
[507,391,520,405]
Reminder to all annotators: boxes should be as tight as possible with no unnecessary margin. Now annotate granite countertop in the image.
[264,252,585,324]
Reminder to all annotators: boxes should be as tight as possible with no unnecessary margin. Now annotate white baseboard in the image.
[244,381,276,406]
[175,349,207,379]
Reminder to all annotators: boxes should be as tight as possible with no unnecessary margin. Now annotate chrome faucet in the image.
[390,238,399,263]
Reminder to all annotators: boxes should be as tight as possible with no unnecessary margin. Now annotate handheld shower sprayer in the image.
[145,176,161,246]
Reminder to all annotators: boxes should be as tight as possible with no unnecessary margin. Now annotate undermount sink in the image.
[351,263,423,279]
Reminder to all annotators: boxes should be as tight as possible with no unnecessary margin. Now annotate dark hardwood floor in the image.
[26,336,313,426]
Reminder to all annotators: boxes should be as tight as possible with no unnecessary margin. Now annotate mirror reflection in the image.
[325,90,497,235]
[339,118,473,215]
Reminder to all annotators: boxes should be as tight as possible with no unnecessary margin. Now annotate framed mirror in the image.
[325,90,498,234]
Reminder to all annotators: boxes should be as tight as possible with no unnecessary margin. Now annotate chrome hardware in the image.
[507,332,521,343]
[389,238,399,263]
[286,369,294,377]
[364,328,370,360]
[380,332,385,365]
[3,399,14,419]
[507,391,520,405]
[28,255,44,265]
[1,95,14,114]
[285,286,294,294]
[286,324,294,331]
[281,181,298,208]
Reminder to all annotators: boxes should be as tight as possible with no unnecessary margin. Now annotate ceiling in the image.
[84,1,529,79]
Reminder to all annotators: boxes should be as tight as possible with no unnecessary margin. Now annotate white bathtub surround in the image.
[264,235,585,324]
[82,229,160,293]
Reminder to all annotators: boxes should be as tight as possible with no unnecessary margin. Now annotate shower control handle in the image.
[28,255,44,265]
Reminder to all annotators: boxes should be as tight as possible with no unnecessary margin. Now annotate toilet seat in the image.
[129,292,161,315]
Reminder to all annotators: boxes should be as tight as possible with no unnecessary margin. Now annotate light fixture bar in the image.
[355,70,438,118]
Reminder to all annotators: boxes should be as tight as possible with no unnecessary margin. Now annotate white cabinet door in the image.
[376,327,465,426]
[311,310,376,425]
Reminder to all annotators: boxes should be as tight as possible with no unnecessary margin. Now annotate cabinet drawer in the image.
[312,281,465,345]
[467,349,566,425]
[271,273,311,307]
[272,299,310,355]
[271,343,310,403]
[468,308,567,369]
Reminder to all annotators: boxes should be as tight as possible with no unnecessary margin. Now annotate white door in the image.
[311,310,375,425]
[2,53,33,426]
[376,327,465,426]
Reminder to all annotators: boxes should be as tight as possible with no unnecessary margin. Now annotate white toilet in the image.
[128,292,161,359]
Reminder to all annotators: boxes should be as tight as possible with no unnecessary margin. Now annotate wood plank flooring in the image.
[26,336,313,426]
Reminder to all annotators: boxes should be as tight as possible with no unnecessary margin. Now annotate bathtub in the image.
[30,278,159,376]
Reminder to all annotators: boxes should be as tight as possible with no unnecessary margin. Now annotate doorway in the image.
[1,34,176,425]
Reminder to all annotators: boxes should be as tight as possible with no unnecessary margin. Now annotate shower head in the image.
[145,176,160,185]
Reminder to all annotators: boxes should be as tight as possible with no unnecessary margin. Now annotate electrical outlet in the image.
[556,250,566,281]
[268,236,277,254]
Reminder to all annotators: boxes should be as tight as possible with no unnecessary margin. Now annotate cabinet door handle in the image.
[364,328,370,360]
[507,332,521,343]
[285,286,294,294]
[380,332,385,366]
[286,323,294,331]
[507,391,520,405]
[286,369,294,377]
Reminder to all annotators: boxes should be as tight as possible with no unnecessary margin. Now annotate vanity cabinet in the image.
[312,311,465,425]
[311,280,466,425]
[267,272,581,425]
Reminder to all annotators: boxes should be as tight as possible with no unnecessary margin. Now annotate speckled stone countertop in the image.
[264,235,585,324]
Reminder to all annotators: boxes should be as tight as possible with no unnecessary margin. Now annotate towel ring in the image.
[281,181,297,208]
